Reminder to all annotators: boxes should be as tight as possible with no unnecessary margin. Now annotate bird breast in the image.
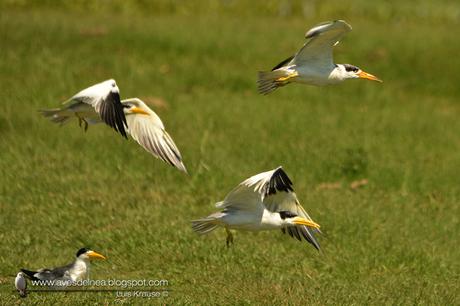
[69,260,88,281]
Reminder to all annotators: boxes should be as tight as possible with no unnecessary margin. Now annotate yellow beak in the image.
[358,70,382,82]
[130,106,149,115]
[87,250,106,260]
[292,217,321,229]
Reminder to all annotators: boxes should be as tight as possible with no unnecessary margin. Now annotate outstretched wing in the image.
[292,20,352,69]
[214,170,276,214]
[216,167,294,213]
[123,98,187,173]
[69,79,127,138]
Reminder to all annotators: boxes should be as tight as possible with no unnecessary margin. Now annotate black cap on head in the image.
[343,64,359,73]
[279,211,298,219]
[76,248,90,257]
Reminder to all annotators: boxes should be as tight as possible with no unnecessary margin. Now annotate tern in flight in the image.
[41,83,187,172]
[258,20,382,94]
[41,79,127,135]
[192,167,321,250]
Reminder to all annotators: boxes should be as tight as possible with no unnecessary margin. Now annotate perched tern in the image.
[192,167,321,250]
[15,272,27,297]
[41,79,127,136]
[258,20,382,94]
[41,96,187,173]
[21,248,106,285]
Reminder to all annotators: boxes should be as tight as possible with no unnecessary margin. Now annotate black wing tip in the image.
[301,227,321,251]
[120,129,128,139]
[281,227,321,251]
[102,91,128,138]
[271,55,295,71]
[20,269,39,280]
[266,167,294,196]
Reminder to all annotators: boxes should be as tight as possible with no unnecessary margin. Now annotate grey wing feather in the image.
[293,20,352,67]
[34,264,70,280]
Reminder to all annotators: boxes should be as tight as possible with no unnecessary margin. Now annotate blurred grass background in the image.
[0,0,459,304]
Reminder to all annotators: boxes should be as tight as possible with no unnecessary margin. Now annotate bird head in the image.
[16,272,26,278]
[103,79,119,92]
[76,248,106,260]
[279,211,321,229]
[334,64,382,82]
[122,98,150,116]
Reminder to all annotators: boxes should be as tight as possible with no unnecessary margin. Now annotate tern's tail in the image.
[257,70,293,95]
[191,216,220,234]
[39,108,71,125]
[20,269,39,281]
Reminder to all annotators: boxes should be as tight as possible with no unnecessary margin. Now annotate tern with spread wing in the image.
[192,167,321,250]
[41,92,187,172]
[20,248,106,286]
[258,20,382,94]
[41,79,127,135]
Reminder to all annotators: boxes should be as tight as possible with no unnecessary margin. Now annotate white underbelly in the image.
[221,212,278,231]
[295,76,336,86]
[295,67,338,85]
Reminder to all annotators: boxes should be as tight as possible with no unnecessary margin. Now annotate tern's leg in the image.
[276,71,299,83]
[75,113,83,128]
[75,113,89,131]
[225,228,234,248]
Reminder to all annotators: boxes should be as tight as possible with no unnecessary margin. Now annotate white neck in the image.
[261,211,287,229]
[328,64,347,82]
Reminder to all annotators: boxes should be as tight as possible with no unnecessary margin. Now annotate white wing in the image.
[216,167,291,213]
[66,79,127,138]
[123,99,187,173]
[215,167,293,215]
[214,171,271,213]
[292,20,352,68]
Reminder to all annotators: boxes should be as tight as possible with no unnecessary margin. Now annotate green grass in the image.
[1,1,460,304]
